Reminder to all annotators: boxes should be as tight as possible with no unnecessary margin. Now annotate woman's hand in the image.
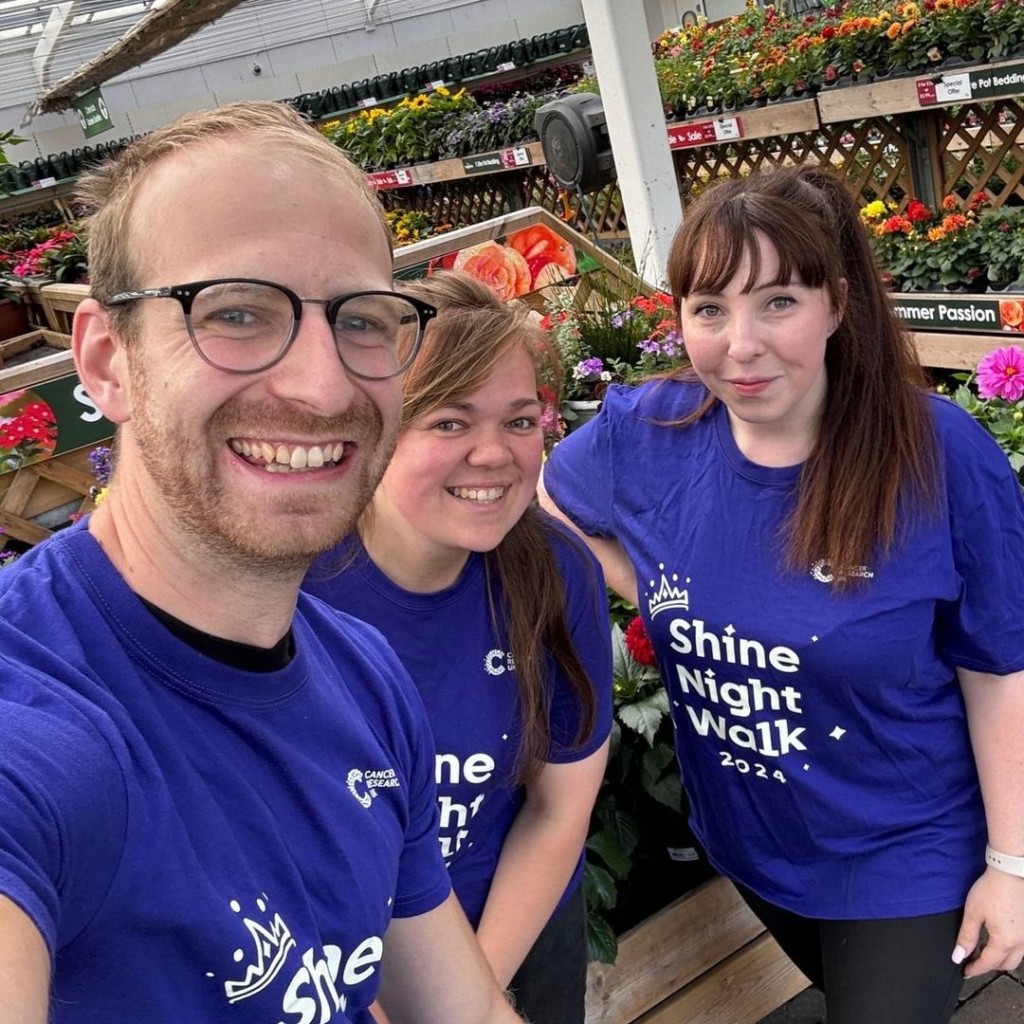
[954,867,1024,977]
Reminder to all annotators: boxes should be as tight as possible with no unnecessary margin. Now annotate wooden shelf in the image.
[816,56,1024,124]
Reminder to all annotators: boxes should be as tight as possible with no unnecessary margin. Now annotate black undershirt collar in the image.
[139,596,295,673]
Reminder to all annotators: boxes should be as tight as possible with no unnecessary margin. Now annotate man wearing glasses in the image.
[0,101,527,1024]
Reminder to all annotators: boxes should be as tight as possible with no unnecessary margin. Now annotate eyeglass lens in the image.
[187,281,421,377]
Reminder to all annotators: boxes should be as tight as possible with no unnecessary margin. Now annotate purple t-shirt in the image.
[305,516,613,924]
[0,520,450,1023]
[545,380,1024,919]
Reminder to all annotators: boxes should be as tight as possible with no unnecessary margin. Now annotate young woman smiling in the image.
[305,271,612,1024]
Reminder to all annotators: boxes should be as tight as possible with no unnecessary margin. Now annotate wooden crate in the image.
[585,877,809,1024]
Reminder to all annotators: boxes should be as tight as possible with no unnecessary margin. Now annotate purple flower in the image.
[88,444,113,486]
[573,357,605,379]
[611,310,634,328]
[977,345,1024,402]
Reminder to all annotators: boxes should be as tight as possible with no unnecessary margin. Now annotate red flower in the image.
[624,616,657,667]
[905,199,932,222]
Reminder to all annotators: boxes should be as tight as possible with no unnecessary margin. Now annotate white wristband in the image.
[985,844,1024,878]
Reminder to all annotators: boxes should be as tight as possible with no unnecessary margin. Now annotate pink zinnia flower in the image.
[977,345,1024,402]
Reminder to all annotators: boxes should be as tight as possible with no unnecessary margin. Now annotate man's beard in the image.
[125,356,397,576]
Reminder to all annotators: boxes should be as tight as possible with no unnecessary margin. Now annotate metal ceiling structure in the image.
[27,0,245,116]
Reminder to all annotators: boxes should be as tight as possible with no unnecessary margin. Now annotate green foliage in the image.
[0,129,24,168]
[952,381,1024,482]
[584,604,685,963]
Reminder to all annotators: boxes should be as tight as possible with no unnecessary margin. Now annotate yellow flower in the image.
[861,200,887,221]
[434,84,451,97]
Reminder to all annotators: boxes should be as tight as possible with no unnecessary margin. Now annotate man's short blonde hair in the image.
[76,101,387,335]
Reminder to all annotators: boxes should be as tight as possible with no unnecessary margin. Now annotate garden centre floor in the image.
[757,964,1024,1023]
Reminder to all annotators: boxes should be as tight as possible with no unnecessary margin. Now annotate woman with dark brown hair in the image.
[540,166,1024,1024]
[305,270,612,1024]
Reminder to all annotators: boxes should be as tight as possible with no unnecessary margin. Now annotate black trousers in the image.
[736,883,964,1024]
[507,884,587,1024]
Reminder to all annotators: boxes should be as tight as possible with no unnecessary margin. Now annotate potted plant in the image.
[946,343,1024,482]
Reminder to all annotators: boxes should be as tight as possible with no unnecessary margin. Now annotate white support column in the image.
[581,0,682,288]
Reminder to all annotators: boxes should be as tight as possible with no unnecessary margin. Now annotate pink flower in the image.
[977,345,1024,402]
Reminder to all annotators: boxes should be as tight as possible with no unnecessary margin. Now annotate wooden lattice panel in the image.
[934,99,1024,207]
[382,167,627,238]
[675,117,915,209]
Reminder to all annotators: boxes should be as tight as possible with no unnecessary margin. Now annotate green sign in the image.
[918,61,1024,106]
[462,152,504,175]
[0,372,114,475]
[74,88,114,139]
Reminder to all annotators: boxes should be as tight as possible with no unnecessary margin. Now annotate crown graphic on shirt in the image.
[647,565,690,619]
[224,907,297,1004]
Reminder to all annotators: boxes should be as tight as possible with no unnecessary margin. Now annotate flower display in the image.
[1,225,87,284]
[976,343,1024,401]
[0,391,58,473]
[948,343,1024,482]
[627,0,1024,116]
[857,192,1015,291]
[384,209,453,248]
[542,285,687,404]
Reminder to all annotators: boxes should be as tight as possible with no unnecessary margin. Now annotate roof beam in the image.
[28,0,246,119]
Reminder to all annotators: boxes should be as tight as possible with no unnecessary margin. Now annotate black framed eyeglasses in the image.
[106,278,437,378]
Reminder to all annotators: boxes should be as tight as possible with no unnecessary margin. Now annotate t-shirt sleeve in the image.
[543,386,627,538]
[0,655,126,955]
[934,398,1024,675]
[545,521,614,762]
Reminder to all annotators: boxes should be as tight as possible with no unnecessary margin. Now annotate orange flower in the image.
[927,227,947,241]
[901,18,918,33]
[941,194,958,212]
[886,20,903,38]
[452,241,532,300]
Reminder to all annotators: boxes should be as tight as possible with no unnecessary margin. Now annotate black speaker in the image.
[534,92,615,192]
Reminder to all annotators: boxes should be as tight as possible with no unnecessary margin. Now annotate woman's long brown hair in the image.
[665,166,940,587]
[385,270,598,780]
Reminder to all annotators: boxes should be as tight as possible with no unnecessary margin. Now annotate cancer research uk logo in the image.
[346,766,400,809]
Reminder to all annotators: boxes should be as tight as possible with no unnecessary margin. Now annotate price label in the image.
[667,116,742,150]
[500,146,531,168]
[917,71,972,106]
[497,61,517,72]
[429,80,446,89]
[367,169,414,190]
[358,97,377,109]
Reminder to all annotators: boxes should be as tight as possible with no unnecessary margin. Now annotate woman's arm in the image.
[375,893,525,1024]
[954,666,1024,977]
[0,895,49,1024]
[537,472,638,607]
[475,741,610,987]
